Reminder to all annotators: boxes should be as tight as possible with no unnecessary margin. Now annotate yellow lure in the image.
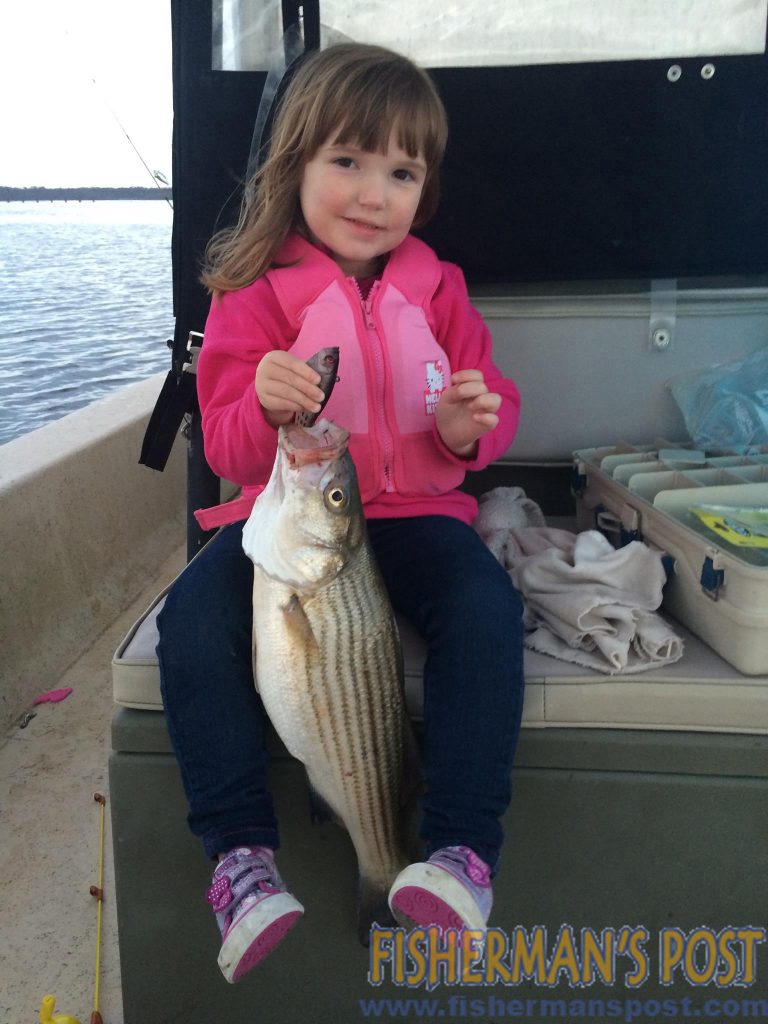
[690,505,768,548]
[39,995,81,1024]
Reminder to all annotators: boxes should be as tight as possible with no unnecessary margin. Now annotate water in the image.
[0,200,175,446]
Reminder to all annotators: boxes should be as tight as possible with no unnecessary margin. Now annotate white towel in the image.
[515,530,683,673]
[474,495,684,674]
[474,487,546,564]
[524,615,684,674]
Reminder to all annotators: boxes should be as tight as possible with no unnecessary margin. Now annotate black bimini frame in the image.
[147,0,768,557]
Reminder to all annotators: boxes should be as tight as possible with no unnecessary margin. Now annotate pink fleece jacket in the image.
[195,233,520,529]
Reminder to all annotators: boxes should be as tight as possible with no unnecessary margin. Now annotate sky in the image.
[1,1,766,189]
[0,0,173,187]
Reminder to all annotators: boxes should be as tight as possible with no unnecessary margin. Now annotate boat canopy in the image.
[172,0,768,313]
[212,0,768,70]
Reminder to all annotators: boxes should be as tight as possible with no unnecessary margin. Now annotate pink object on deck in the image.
[32,687,73,704]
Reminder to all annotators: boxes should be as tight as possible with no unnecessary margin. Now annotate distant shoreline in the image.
[0,187,172,202]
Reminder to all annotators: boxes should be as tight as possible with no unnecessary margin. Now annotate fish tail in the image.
[357,875,396,946]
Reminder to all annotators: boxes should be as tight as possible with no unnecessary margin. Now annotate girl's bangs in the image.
[326,96,443,162]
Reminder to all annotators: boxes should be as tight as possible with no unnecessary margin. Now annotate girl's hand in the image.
[255,351,326,427]
[435,369,501,458]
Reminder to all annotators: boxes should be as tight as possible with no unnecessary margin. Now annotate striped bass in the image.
[242,416,414,940]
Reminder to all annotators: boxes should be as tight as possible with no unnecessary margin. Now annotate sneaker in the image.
[388,845,492,932]
[206,846,304,982]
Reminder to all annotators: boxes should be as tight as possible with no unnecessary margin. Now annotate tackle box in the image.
[574,439,768,675]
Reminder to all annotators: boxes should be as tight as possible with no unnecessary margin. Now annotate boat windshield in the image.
[212,0,768,71]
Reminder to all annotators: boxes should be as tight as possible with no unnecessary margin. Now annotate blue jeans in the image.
[158,515,524,870]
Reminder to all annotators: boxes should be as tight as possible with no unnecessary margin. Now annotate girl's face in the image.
[299,128,427,278]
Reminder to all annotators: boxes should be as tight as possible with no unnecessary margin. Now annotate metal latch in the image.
[596,503,641,545]
[184,330,204,374]
[700,556,724,600]
[649,279,677,351]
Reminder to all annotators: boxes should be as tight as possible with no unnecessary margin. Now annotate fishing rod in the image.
[89,792,107,1024]
[90,77,173,209]
[53,18,172,204]
[39,793,108,1024]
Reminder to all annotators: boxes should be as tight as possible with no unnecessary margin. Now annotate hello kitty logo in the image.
[424,360,446,416]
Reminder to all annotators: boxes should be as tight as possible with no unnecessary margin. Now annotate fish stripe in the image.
[349,565,391,874]
[333,564,385,872]
[352,556,403,872]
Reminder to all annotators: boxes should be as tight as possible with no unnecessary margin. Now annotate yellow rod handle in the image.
[91,794,106,1017]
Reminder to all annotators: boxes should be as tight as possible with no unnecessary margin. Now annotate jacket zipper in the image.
[352,278,395,492]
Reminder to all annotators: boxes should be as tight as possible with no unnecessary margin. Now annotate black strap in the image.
[138,368,198,470]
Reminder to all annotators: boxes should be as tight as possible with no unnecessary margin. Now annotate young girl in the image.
[158,42,525,984]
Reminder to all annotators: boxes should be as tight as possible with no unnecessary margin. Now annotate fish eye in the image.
[324,479,349,512]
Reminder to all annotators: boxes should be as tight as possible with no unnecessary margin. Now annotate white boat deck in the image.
[0,544,185,1024]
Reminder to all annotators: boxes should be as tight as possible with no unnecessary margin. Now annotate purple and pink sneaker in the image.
[206,846,303,982]
[388,845,492,933]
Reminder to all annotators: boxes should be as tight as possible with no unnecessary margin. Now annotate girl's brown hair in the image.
[201,43,448,294]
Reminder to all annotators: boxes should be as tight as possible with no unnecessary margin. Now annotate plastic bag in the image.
[667,344,768,450]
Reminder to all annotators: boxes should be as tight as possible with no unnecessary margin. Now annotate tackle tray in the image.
[574,439,768,675]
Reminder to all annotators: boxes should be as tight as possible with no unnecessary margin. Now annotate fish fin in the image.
[307,780,340,826]
[357,877,396,946]
[281,593,318,649]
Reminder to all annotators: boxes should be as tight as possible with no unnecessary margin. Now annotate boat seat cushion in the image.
[113,587,768,734]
